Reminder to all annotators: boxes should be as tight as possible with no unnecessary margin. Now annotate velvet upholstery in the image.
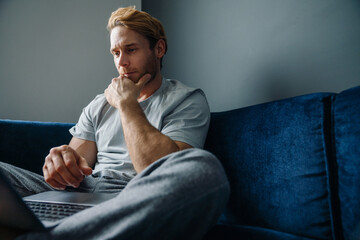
[0,120,73,175]
[204,93,334,239]
[204,86,360,240]
[0,86,359,239]
[333,86,360,240]
[203,223,316,240]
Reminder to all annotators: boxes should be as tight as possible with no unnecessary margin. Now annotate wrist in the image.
[118,97,138,112]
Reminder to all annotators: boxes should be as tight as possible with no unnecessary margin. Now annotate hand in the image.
[104,73,151,109]
[43,145,92,190]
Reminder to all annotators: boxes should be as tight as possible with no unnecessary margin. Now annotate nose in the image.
[117,52,129,68]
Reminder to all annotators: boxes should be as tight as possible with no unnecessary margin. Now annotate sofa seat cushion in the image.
[204,224,316,240]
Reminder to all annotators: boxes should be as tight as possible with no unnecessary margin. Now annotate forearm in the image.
[119,100,180,172]
[69,137,97,169]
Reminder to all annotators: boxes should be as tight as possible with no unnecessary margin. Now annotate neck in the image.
[137,71,162,102]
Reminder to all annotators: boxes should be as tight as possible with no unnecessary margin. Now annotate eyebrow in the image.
[110,43,139,53]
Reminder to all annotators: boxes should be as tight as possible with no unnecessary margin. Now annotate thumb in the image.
[136,73,151,88]
[78,157,92,176]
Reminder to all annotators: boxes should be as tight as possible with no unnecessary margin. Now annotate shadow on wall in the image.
[144,0,360,112]
[258,57,323,101]
[0,1,7,14]
[252,26,360,103]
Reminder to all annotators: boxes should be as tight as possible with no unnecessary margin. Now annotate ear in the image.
[155,39,166,59]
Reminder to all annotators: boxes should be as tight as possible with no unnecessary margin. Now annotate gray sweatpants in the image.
[0,148,230,240]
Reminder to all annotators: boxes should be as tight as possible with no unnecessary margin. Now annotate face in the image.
[110,26,160,83]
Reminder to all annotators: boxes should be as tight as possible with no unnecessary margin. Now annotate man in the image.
[0,7,229,239]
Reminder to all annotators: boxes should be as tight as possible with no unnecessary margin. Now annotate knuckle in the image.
[64,159,74,168]
[50,145,66,154]
[49,147,57,154]
[60,145,69,151]
[45,155,51,163]
[54,164,65,173]
[48,171,56,179]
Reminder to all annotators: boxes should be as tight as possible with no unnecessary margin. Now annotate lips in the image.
[123,72,135,77]
[120,71,139,83]
[119,70,136,78]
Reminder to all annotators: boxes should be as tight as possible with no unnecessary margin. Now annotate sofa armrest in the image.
[0,120,74,175]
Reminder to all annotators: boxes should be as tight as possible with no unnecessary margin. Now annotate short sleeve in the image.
[161,90,210,149]
[69,98,98,142]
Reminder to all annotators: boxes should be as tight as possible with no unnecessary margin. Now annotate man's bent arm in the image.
[105,74,193,173]
[119,99,192,173]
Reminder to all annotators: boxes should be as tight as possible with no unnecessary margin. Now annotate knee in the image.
[192,148,230,193]
[175,148,231,214]
[140,148,230,200]
[167,148,230,196]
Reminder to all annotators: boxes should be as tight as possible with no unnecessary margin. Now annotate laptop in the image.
[0,171,118,231]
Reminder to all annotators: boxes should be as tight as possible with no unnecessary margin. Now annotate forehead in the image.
[110,26,148,48]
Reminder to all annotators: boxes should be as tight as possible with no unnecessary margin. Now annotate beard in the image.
[122,52,158,85]
[139,52,158,84]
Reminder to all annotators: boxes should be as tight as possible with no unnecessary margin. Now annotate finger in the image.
[62,148,85,180]
[43,160,67,186]
[44,154,68,186]
[43,165,66,190]
[50,148,81,187]
[70,149,92,176]
[78,156,93,176]
[112,77,120,85]
[104,85,111,99]
[136,73,151,88]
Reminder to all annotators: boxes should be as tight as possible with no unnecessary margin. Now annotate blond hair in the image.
[107,6,168,64]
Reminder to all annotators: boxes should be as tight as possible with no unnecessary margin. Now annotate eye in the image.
[114,51,120,57]
[127,48,137,54]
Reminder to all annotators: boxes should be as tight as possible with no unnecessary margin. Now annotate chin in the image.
[127,75,140,83]
[130,78,138,83]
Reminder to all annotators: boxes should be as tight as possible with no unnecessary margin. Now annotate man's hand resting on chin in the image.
[104,73,152,109]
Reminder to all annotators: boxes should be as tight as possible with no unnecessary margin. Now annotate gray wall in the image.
[1,1,359,122]
[0,0,141,122]
[143,0,360,112]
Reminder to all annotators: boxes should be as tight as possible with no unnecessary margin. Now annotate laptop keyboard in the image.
[25,201,91,221]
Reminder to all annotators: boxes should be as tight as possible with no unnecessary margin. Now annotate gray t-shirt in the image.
[69,78,210,177]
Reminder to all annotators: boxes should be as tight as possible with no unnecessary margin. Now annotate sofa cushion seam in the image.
[323,95,343,240]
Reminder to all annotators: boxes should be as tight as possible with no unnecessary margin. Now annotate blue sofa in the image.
[1,86,359,240]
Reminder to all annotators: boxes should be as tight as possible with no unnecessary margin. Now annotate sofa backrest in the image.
[0,120,74,175]
[204,86,360,240]
[333,86,360,240]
